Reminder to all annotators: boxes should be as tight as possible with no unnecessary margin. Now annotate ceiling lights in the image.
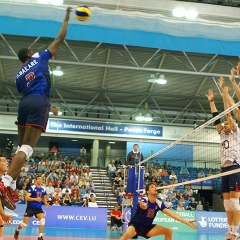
[135,113,153,122]
[37,0,64,5]
[172,8,198,20]
[52,66,63,76]
[148,74,167,84]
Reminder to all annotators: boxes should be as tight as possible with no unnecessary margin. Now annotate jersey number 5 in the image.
[25,72,35,86]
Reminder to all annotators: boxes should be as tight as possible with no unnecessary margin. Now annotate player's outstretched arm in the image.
[162,208,197,229]
[48,7,72,56]
[205,89,223,134]
[229,67,240,101]
[226,113,237,131]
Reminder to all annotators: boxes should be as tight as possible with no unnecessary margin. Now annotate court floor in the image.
[2,226,226,240]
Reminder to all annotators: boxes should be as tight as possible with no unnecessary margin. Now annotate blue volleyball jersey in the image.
[131,197,166,226]
[16,50,52,99]
[27,185,46,209]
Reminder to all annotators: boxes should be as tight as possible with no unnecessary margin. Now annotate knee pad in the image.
[15,146,21,155]
[20,222,27,228]
[40,218,45,226]
[229,198,240,211]
[19,145,33,159]
[224,199,232,212]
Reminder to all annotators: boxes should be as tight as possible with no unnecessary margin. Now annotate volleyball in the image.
[75,6,91,21]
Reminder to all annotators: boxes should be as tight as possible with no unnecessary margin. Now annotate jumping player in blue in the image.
[0,7,72,210]
[14,176,49,240]
[120,183,197,240]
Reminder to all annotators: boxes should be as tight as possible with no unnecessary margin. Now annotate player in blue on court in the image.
[0,7,72,210]
[14,176,49,240]
[120,182,197,240]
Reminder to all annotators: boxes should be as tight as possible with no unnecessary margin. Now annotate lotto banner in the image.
[153,210,197,233]
[9,204,107,230]
[196,211,228,233]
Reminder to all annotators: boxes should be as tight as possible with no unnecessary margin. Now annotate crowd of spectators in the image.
[107,158,220,212]
[9,152,98,208]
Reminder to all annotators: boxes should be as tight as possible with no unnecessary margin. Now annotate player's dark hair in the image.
[18,48,31,63]
[133,144,139,147]
[35,176,42,180]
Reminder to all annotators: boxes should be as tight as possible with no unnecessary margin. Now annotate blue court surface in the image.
[2,226,226,240]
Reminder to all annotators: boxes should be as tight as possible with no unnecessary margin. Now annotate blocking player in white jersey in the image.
[206,87,240,240]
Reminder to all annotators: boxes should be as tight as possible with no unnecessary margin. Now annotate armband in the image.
[212,112,221,125]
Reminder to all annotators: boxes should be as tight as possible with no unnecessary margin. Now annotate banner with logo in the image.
[196,211,228,233]
[10,204,107,230]
[153,210,197,233]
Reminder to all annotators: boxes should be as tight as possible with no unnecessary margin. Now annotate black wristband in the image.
[212,112,221,125]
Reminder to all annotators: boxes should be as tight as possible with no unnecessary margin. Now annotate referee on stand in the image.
[126,144,144,166]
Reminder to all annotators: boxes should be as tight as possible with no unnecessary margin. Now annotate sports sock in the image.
[232,226,239,234]
[39,233,43,237]
[228,225,233,233]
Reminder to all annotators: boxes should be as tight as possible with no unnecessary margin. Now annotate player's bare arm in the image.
[48,7,72,56]
[226,113,237,131]
[205,89,223,133]
[162,208,197,229]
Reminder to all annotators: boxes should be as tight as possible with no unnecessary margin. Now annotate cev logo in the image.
[198,217,207,228]
[32,221,40,225]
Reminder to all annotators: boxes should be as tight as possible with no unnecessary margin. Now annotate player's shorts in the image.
[24,206,44,218]
[221,165,240,193]
[15,95,50,132]
[128,221,156,239]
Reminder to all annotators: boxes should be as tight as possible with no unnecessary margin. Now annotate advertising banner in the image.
[48,119,163,137]
[10,204,107,230]
[153,210,197,233]
[196,211,228,233]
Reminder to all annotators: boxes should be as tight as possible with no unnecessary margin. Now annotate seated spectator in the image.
[50,145,58,156]
[180,165,189,174]
[47,170,57,180]
[71,166,79,175]
[71,185,79,197]
[196,201,203,211]
[50,158,60,171]
[71,193,80,206]
[169,171,177,181]
[155,160,160,167]
[52,194,61,206]
[46,182,55,197]
[173,190,182,201]
[160,169,168,177]
[80,198,88,207]
[177,202,185,211]
[37,159,45,172]
[186,197,197,211]
[110,206,123,230]
[79,185,87,199]
[88,195,98,208]
[70,172,79,183]
[182,190,190,201]
[83,189,96,200]
[64,161,71,172]
[53,185,63,198]
[29,162,37,172]
[86,181,95,192]
[167,188,175,200]
[84,169,92,183]
[185,186,193,197]
[78,177,86,188]
[198,170,205,179]
[62,192,71,206]
[52,199,61,206]
[207,169,213,176]
[166,164,172,170]
[62,185,70,196]
[164,197,173,210]
[56,166,65,175]
[158,189,167,201]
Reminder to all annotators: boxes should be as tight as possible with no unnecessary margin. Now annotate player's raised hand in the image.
[236,62,240,76]
[217,77,225,89]
[205,89,216,101]
[139,201,147,210]
[229,67,237,84]
[186,220,197,229]
[65,7,73,21]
